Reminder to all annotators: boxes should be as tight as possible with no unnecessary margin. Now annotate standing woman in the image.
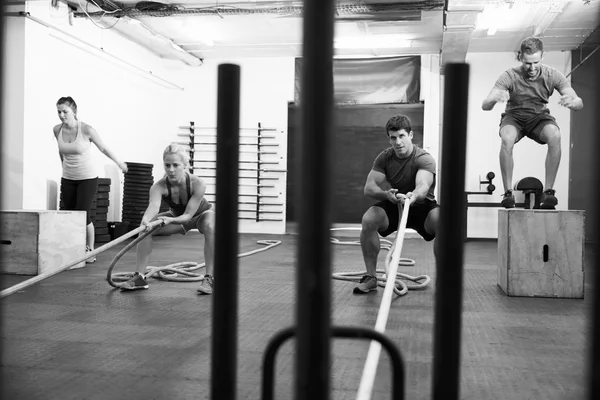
[54,96,128,266]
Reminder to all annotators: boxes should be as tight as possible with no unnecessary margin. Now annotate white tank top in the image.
[57,121,97,180]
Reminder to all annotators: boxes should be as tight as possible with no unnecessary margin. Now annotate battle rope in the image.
[330,228,431,296]
[106,229,282,288]
[0,220,164,299]
[354,198,421,400]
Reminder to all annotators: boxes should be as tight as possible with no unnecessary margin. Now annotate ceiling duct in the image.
[73,1,444,20]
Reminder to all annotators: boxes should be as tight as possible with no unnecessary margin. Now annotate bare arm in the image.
[482,86,509,111]
[558,87,583,110]
[85,124,128,172]
[141,184,164,226]
[53,125,64,162]
[406,170,434,203]
[364,169,402,204]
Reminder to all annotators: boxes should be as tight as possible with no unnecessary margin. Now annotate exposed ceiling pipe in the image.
[69,1,203,66]
[72,0,444,18]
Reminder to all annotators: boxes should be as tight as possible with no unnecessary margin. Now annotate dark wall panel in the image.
[287,103,425,223]
[570,26,600,243]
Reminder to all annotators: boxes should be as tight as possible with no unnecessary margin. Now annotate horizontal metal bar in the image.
[191,142,280,147]
[193,166,287,173]
[177,133,277,139]
[198,175,280,181]
[209,201,283,206]
[178,126,278,131]
[238,209,283,214]
[193,160,281,165]
[189,148,278,155]
[467,202,525,208]
[239,217,283,221]
[199,181,276,188]
[204,193,280,198]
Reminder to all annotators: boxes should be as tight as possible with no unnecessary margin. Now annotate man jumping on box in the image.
[481,37,583,209]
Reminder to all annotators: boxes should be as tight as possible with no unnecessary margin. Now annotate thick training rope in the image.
[106,231,282,289]
[0,220,164,299]
[348,199,429,400]
[330,229,431,296]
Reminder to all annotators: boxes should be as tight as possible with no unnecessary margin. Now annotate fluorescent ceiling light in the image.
[334,35,412,49]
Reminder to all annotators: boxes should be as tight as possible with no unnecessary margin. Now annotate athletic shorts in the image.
[59,177,98,224]
[374,199,439,241]
[158,201,214,234]
[499,109,559,144]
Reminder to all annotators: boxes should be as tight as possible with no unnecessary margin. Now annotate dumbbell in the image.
[480,171,495,194]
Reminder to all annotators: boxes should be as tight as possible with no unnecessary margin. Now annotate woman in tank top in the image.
[53,96,128,267]
[120,143,215,294]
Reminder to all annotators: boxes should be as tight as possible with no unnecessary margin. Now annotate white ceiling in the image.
[67,0,600,65]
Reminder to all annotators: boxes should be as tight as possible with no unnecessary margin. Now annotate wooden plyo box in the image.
[0,210,86,275]
[497,209,585,298]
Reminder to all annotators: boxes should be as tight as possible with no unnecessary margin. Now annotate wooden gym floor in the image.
[0,231,594,399]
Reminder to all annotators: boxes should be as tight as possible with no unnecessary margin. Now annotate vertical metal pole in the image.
[295,0,335,399]
[211,63,241,400]
[189,121,195,174]
[431,63,470,400]
[587,41,600,399]
[256,122,262,222]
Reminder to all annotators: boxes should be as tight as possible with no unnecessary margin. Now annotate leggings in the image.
[59,177,98,224]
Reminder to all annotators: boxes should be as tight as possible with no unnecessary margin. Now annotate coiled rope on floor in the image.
[330,225,431,296]
[106,228,282,289]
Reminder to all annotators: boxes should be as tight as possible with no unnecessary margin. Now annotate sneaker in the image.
[501,190,515,209]
[85,246,96,264]
[197,274,214,295]
[120,272,149,291]
[540,189,558,210]
[353,275,378,294]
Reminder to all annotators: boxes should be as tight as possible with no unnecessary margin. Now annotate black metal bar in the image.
[467,202,525,208]
[0,5,5,395]
[296,0,336,398]
[587,46,600,400]
[211,63,241,400]
[432,63,470,400]
[566,46,599,78]
[188,121,195,174]
[257,122,262,222]
[262,326,405,400]
[262,327,296,400]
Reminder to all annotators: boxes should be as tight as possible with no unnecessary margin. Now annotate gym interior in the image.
[1,1,599,399]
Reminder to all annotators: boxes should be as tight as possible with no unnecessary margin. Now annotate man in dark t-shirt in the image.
[354,115,439,294]
[482,37,583,209]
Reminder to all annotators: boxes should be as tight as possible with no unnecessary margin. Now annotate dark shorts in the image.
[499,109,559,144]
[158,202,214,234]
[374,199,439,241]
[59,177,98,224]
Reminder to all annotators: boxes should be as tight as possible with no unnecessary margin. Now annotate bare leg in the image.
[360,207,389,276]
[135,234,153,274]
[198,212,215,276]
[499,126,519,192]
[541,125,562,190]
[86,222,95,249]
[135,224,182,274]
[424,207,440,261]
